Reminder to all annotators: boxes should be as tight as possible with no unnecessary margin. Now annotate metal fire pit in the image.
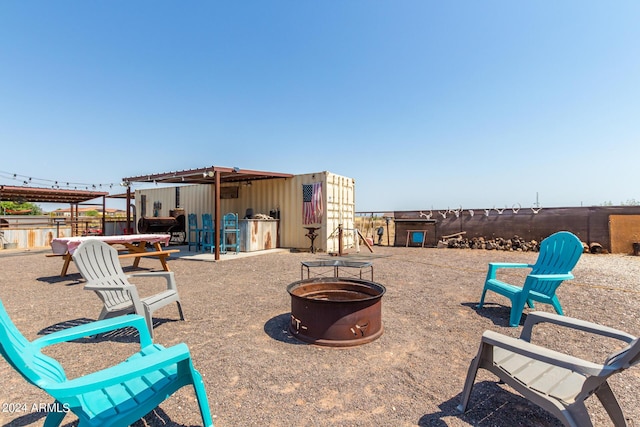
[287,277,386,347]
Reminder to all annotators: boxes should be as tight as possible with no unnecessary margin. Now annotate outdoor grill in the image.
[137,211,186,245]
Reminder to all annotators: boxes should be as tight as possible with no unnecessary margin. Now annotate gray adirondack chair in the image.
[458,311,640,426]
[72,239,185,337]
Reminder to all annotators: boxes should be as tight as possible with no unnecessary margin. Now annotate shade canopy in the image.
[122,166,293,185]
[121,166,293,261]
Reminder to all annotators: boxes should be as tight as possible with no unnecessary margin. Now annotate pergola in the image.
[0,185,109,233]
[122,166,293,260]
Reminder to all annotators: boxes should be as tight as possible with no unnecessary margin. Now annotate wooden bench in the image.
[119,249,180,272]
[48,249,180,277]
[117,249,179,259]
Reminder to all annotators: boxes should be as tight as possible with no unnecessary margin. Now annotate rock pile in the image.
[438,234,593,253]
[437,235,540,251]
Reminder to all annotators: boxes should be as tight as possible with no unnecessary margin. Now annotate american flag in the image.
[302,182,323,225]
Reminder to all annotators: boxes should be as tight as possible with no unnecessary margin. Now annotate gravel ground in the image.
[0,245,639,427]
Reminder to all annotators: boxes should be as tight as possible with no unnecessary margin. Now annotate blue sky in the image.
[1,1,639,212]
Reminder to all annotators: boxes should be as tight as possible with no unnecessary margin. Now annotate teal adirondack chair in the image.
[477,231,584,327]
[0,300,213,427]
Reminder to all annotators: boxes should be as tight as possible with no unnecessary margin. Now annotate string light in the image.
[0,170,133,192]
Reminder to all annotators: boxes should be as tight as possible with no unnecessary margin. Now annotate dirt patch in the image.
[1,246,639,426]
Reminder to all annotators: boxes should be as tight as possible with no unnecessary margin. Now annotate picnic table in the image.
[48,234,179,277]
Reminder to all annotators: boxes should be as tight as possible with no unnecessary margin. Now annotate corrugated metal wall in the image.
[135,185,215,227]
[136,186,175,219]
[134,171,356,252]
[393,206,640,253]
[1,227,62,249]
[180,185,215,218]
[325,172,356,252]
[274,172,355,252]
[221,178,287,222]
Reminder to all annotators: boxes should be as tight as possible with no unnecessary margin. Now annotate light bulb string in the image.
[0,170,137,191]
